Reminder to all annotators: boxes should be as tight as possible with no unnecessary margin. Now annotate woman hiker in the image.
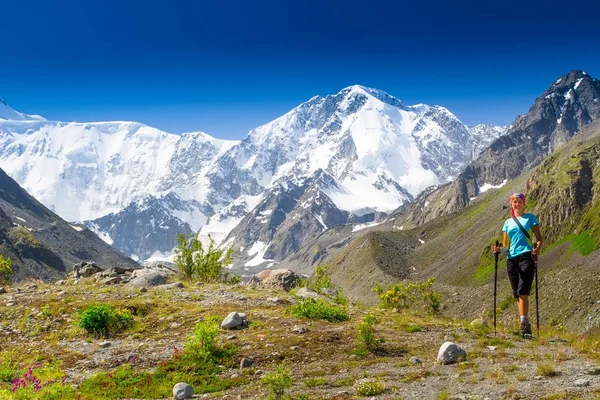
[493,192,543,337]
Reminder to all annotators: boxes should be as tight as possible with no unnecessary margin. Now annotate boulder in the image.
[437,342,467,364]
[172,382,193,399]
[78,264,102,278]
[127,271,169,287]
[295,287,320,300]
[247,269,298,290]
[221,312,245,330]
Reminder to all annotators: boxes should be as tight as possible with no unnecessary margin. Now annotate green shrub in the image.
[262,363,294,400]
[0,255,12,286]
[373,278,441,314]
[536,362,559,377]
[174,234,234,283]
[290,298,350,322]
[310,264,332,292]
[356,313,380,353]
[354,378,384,396]
[79,304,134,338]
[0,351,18,383]
[185,316,220,361]
[304,377,328,387]
[10,225,40,248]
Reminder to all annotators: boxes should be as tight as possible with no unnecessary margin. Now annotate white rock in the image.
[574,378,590,387]
[173,382,194,399]
[221,312,244,329]
[437,342,467,364]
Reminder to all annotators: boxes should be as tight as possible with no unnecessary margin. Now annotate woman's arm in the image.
[493,232,510,254]
[532,225,543,255]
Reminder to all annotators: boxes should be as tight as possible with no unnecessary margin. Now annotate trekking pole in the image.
[494,240,499,336]
[534,254,540,337]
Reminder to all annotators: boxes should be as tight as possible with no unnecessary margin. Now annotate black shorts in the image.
[507,252,536,298]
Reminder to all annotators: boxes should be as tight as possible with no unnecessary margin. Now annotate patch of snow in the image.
[244,241,275,267]
[313,213,328,230]
[564,89,573,101]
[70,224,84,231]
[479,179,508,194]
[418,239,425,244]
[574,78,584,90]
[13,216,26,223]
[86,222,113,245]
[146,250,174,263]
[352,221,384,232]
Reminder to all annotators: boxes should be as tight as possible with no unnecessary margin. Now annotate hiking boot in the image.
[520,321,532,337]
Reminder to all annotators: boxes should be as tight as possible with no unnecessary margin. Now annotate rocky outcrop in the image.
[0,167,138,282]
[396,70,600,227]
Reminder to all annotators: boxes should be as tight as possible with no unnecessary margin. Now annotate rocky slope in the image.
[0,277,599,399]
[0,167,138,282]
[396,70,600,227]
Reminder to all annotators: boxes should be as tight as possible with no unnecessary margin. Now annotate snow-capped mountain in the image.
[0,120,237,222]
[0,98,46,121]
[468,124,511,158]
[0,88,506,264]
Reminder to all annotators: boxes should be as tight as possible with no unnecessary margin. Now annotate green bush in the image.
[0,351,18,383]
[373,278,441,314]
[310,264,332,292]
[174,234,234,283]
[78,304,134,338]
[0,255,12,286]
[10,226,40,248]
[290,298,350,322]
[356,313,380,353]
[354,379,384,396]
[185,317,220,361]
[262,363,294,400]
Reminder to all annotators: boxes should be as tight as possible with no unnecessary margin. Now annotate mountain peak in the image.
[550,69,595,91]
[0,96,46,121]
[338,84,407,110]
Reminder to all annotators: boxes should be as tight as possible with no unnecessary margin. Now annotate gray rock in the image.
[103,277,121,285]
[161,282,184,289]
[240,358,253,369]
[79,264,102,277]
[295,287,320,300]
[247,269,299,290]
[470,318,488,329]
[98,341,111,348]
[172,382,194,399]
[221,312,244,329]
[589,367,600,375]
[292,325,309,334]
[127,271,169,287]
[409,356,422,364]
[0,288,6,294]
[437,342,467,364]
[574,379,590,387]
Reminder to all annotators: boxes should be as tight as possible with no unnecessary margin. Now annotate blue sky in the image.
[1,0,599,139]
